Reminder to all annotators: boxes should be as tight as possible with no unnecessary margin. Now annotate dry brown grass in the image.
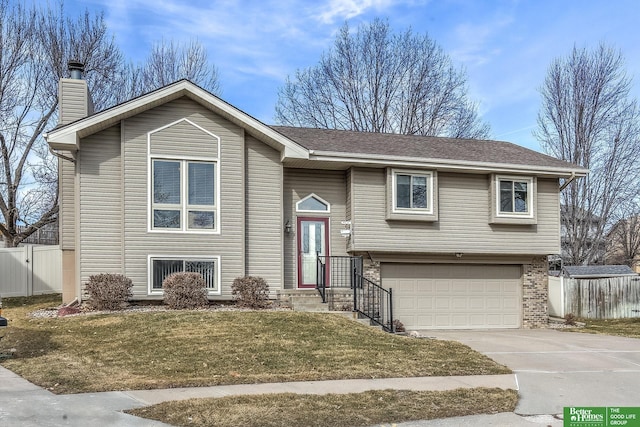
[0,294,510,394]
[561,317,640,338]
[127,388,518,427]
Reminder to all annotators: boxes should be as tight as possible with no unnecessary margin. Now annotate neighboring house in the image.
[1,222,58,247]
[45,68,587,330]
[605,215,640,273]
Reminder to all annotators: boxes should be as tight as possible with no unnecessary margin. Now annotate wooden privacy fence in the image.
[556,275,640,319]
[0,245,62,297]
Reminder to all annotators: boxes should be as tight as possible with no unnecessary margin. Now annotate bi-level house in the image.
[45,67,587,330]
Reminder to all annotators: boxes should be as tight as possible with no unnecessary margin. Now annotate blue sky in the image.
[62,0,640,152]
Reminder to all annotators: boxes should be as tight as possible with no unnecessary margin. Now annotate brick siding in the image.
[522,256,549,328]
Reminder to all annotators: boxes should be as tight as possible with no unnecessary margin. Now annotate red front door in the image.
[297,217,329,288]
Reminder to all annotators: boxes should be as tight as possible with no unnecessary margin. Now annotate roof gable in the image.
[45,80,309,159]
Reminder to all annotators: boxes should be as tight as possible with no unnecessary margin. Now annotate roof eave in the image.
[306,150,589,177]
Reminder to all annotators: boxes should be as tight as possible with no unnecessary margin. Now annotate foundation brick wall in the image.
[522,256,549,328]
[361,256,381,284]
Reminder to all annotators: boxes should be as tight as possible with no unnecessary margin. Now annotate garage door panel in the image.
[396,296,416,311]
[416,297,433,310]
[451,297,468,310]
[383,263,522,330]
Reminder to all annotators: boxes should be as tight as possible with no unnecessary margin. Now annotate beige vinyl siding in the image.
[283,168,348,289]
[79,125,123,284]
[121,97,245,298]
[245,136,283,289]
[346,168,354,252]
[351,168,560,255]
[150,119,219,157]
[59,153,76,250]
[58,79,90,125]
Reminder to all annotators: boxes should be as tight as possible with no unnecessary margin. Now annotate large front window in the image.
[152,159,216,231]
[150,257,219,293]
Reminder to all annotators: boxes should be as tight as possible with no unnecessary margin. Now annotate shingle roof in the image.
[562,265,637,278]
[272,126,586,172]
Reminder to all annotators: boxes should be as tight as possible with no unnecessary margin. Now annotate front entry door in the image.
[297,217,329,288]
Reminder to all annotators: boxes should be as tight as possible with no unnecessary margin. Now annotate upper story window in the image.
[386,169,438,221]
[151,159,217,232]
[296,193,330,213]
[393,170,433,213]
[495,175,534,218]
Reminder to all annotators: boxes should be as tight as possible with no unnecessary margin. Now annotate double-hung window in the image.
[152,159,216,232]
[496,176,533,217]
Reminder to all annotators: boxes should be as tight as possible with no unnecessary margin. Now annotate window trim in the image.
[147,254,221,295]
[495,175,535,219]
[147,118,221,234]
[296,193,331,213]
[391,169,434,215]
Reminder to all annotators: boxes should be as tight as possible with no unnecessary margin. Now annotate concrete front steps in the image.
[277,290,328,312]
[277,289,355,312]
[277,289,383,330]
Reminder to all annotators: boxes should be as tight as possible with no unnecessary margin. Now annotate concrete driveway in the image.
[425,329,640,416]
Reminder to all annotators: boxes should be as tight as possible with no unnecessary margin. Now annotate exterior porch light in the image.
[284,220,292,234]
[455,252,463,258]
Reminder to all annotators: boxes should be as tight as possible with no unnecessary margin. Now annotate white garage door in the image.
[382,263,522,330]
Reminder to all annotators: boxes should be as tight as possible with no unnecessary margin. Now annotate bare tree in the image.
[275,19,490,139]
[605,200,640,268]
[535,44,640,265]
[0,3,222,247]
[0,1,123,247]
[124,39,221,99]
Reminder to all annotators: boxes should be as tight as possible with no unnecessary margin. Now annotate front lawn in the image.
[0,294,510,394]
[562,317,640,339]
[127,388,518,427]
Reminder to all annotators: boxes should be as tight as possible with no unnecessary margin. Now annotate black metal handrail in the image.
[316,254,327,303]
[316,256,363,302]
[354,273,394,333]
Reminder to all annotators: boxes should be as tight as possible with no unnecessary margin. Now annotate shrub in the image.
[231,276,270,309]
[85,273,133,311]
[393,319,406,333]
[564,313,577,326]
[162,272,209,309]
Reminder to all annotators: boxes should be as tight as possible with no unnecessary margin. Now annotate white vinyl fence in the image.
[0,245,62,297]
[548,275,640,319]
[548,276,565,318]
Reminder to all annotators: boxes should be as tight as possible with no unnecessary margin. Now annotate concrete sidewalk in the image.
[0,364,521,426]
[124,373,517,405]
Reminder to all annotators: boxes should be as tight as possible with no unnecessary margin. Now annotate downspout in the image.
[559,172,576,191]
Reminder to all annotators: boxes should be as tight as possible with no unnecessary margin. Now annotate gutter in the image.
[308,150,588,177]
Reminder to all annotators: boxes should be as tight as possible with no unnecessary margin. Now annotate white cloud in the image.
[314,0,396,24]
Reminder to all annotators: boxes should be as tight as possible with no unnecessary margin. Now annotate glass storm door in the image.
[297,217,329,288]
